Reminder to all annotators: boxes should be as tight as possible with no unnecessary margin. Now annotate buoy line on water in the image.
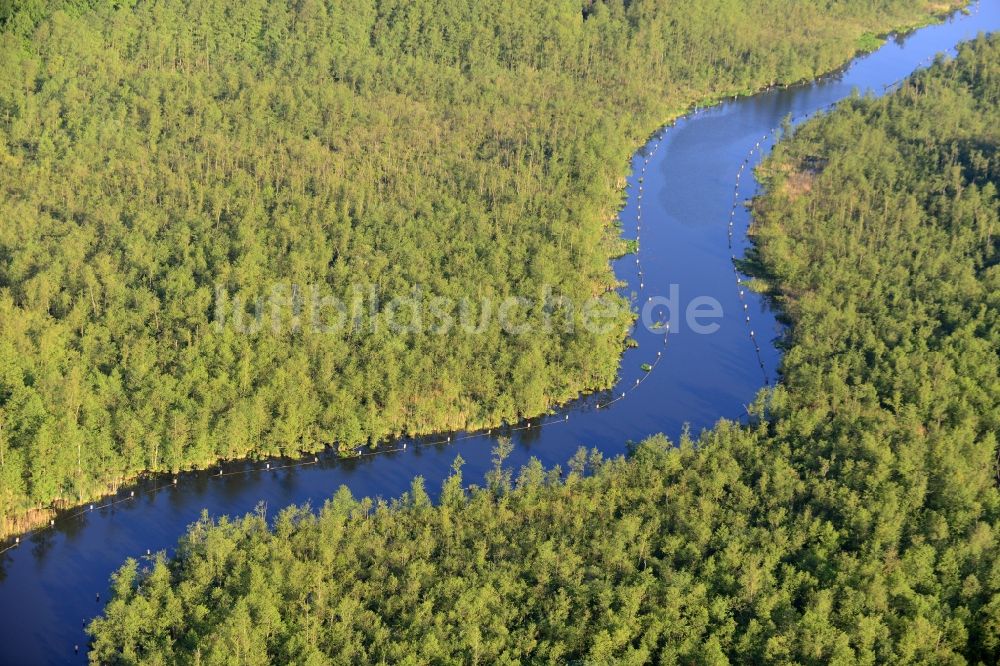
[729,130,773,388]
[595,349,665,410]
[726,46,964,388]
[725,96,857,391]
[595,130,674,411]
[634,131,664,294]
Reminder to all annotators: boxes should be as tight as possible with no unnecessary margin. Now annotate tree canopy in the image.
[0,0,961,533]
[88,31,1000,665]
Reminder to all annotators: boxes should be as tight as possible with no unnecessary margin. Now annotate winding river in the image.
[2,3,998,662]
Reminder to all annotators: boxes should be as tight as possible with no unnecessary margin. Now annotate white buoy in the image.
[15,537,19,545]
[658,351,661,356]
[130,491,134,498]
[403,443,407,450]
[50,519,54,527]
[636,379,640,385]
[266,463,270,470]
[89,504,94,511]
[621,392,625,398]
[173,478,177,485]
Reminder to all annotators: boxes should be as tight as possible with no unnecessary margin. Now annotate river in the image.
[1,2,997,662]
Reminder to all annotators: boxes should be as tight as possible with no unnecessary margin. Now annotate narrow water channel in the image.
[1,3,997,662]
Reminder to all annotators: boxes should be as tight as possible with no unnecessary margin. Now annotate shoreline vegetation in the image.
[89,33,1000,663]
[0,0,968,538]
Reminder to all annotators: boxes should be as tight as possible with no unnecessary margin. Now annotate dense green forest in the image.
[0,0,964,532]
[87,33,1000,664]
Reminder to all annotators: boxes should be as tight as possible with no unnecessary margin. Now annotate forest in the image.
[0,0,964,533]
[87,33,1000,664]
